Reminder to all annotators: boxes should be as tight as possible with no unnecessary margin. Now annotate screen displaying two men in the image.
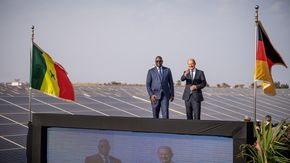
[47,127,233,163]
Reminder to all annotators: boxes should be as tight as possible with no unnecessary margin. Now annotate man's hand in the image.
[150,95,157,104]
[184,69,189,76]
[190,85,197,91]
[169,96,174,102]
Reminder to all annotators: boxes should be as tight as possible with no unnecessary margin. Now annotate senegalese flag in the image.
[254,21,287,96]
[30,42,75,101]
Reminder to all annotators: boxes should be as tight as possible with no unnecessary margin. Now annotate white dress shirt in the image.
[190,68,196,79]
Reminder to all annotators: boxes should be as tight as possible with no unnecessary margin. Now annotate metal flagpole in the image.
[27,26,35,162]
[253,5,259,123]
[29,26,35,122]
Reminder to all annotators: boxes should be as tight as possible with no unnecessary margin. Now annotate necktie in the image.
[190,70,193,79]
[158,68,162,78]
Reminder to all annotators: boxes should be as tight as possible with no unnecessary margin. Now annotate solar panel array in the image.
[0,83,289,163]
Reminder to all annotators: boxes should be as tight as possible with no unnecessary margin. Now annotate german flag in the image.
[30,42,75,101]
[254,21,287,96]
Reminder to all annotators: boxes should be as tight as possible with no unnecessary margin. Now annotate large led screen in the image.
[47,127,233,163]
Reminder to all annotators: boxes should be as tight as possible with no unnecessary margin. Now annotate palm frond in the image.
[239,120,290,163]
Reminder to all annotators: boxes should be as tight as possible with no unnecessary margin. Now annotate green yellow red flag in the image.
[30,42,75,101]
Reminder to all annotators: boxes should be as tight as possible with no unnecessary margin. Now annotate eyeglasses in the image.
[155,60,163,63]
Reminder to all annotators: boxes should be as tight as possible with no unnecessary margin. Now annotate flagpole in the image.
[29,26,34,122]
[253,5,259,123]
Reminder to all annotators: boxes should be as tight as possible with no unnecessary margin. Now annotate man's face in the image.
[155,58,163,68]
[187,60,195,70]
[158,148,172,163]
[98,140,110,156]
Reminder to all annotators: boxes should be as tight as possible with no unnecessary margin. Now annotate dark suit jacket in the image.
[181,69,206,101]
[146,66,174,99]
[85,154,121,163]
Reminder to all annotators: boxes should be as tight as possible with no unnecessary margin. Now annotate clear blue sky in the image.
[0,0,289,86]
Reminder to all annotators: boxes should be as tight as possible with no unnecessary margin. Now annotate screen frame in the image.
[30,113,254,163]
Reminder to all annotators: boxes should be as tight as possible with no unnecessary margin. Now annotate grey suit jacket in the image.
[181,69,206,101]
[85,154,121,163]
[146,66,174,99]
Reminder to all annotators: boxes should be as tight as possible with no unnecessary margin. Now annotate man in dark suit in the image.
[181,58,206,120]
[146,56,174,119]
[85,139,121,163]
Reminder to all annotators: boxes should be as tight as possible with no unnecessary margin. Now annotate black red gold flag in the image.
[254,21,287,96]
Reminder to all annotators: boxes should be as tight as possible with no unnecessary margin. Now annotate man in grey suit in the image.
[85,139,121,163]
[181,58,206,120]
[146,56,174,119]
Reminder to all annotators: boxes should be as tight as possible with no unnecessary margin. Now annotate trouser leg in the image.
[185,100,193,120]
[160,95,169,119]
[192,101,201,120]
[151,99,161,118]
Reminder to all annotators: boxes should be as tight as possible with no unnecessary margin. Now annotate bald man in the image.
[181,58,206,120]
[157,146,174,163]
[85,139,121,163]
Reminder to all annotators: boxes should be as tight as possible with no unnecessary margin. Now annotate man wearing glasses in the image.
[181,58,206,120]
[146,56,174,119]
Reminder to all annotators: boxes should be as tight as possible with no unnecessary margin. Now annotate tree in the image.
[250,82,262,88]
[274,82,289,89]
[234,84,245,88]
[274,81,281,88]
[280,84,289,89]
[111,81,121,85]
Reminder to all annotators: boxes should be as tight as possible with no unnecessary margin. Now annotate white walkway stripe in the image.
[86,97,139,117]
[0,136,26,149]
[0,123,27,126]
[33,98,73,115]
[0,114,27,128]
[240,95,290,117]
[93,91,106,97]
[0,98,31,112]
[0,148,24,152]
[132,95,149,103]
[169,97,227,120]
[259,96,290,111]
[205,104,240,120]
[0,134,26,137]
[120,88,132,96]
[7,94,14,97]
[203,101,242,120]
[271,95,290,104]
[206,96,252,114]
[202,106,230,120]
[109,96,151,113]
[171,101,219,120]
[175,94,251,119]
[73,101,109,116]
[132,96,185,116]
[10,90,20,95]
[215,96,264,117]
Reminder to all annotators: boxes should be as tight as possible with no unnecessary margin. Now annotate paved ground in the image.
[0,83,289,163]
